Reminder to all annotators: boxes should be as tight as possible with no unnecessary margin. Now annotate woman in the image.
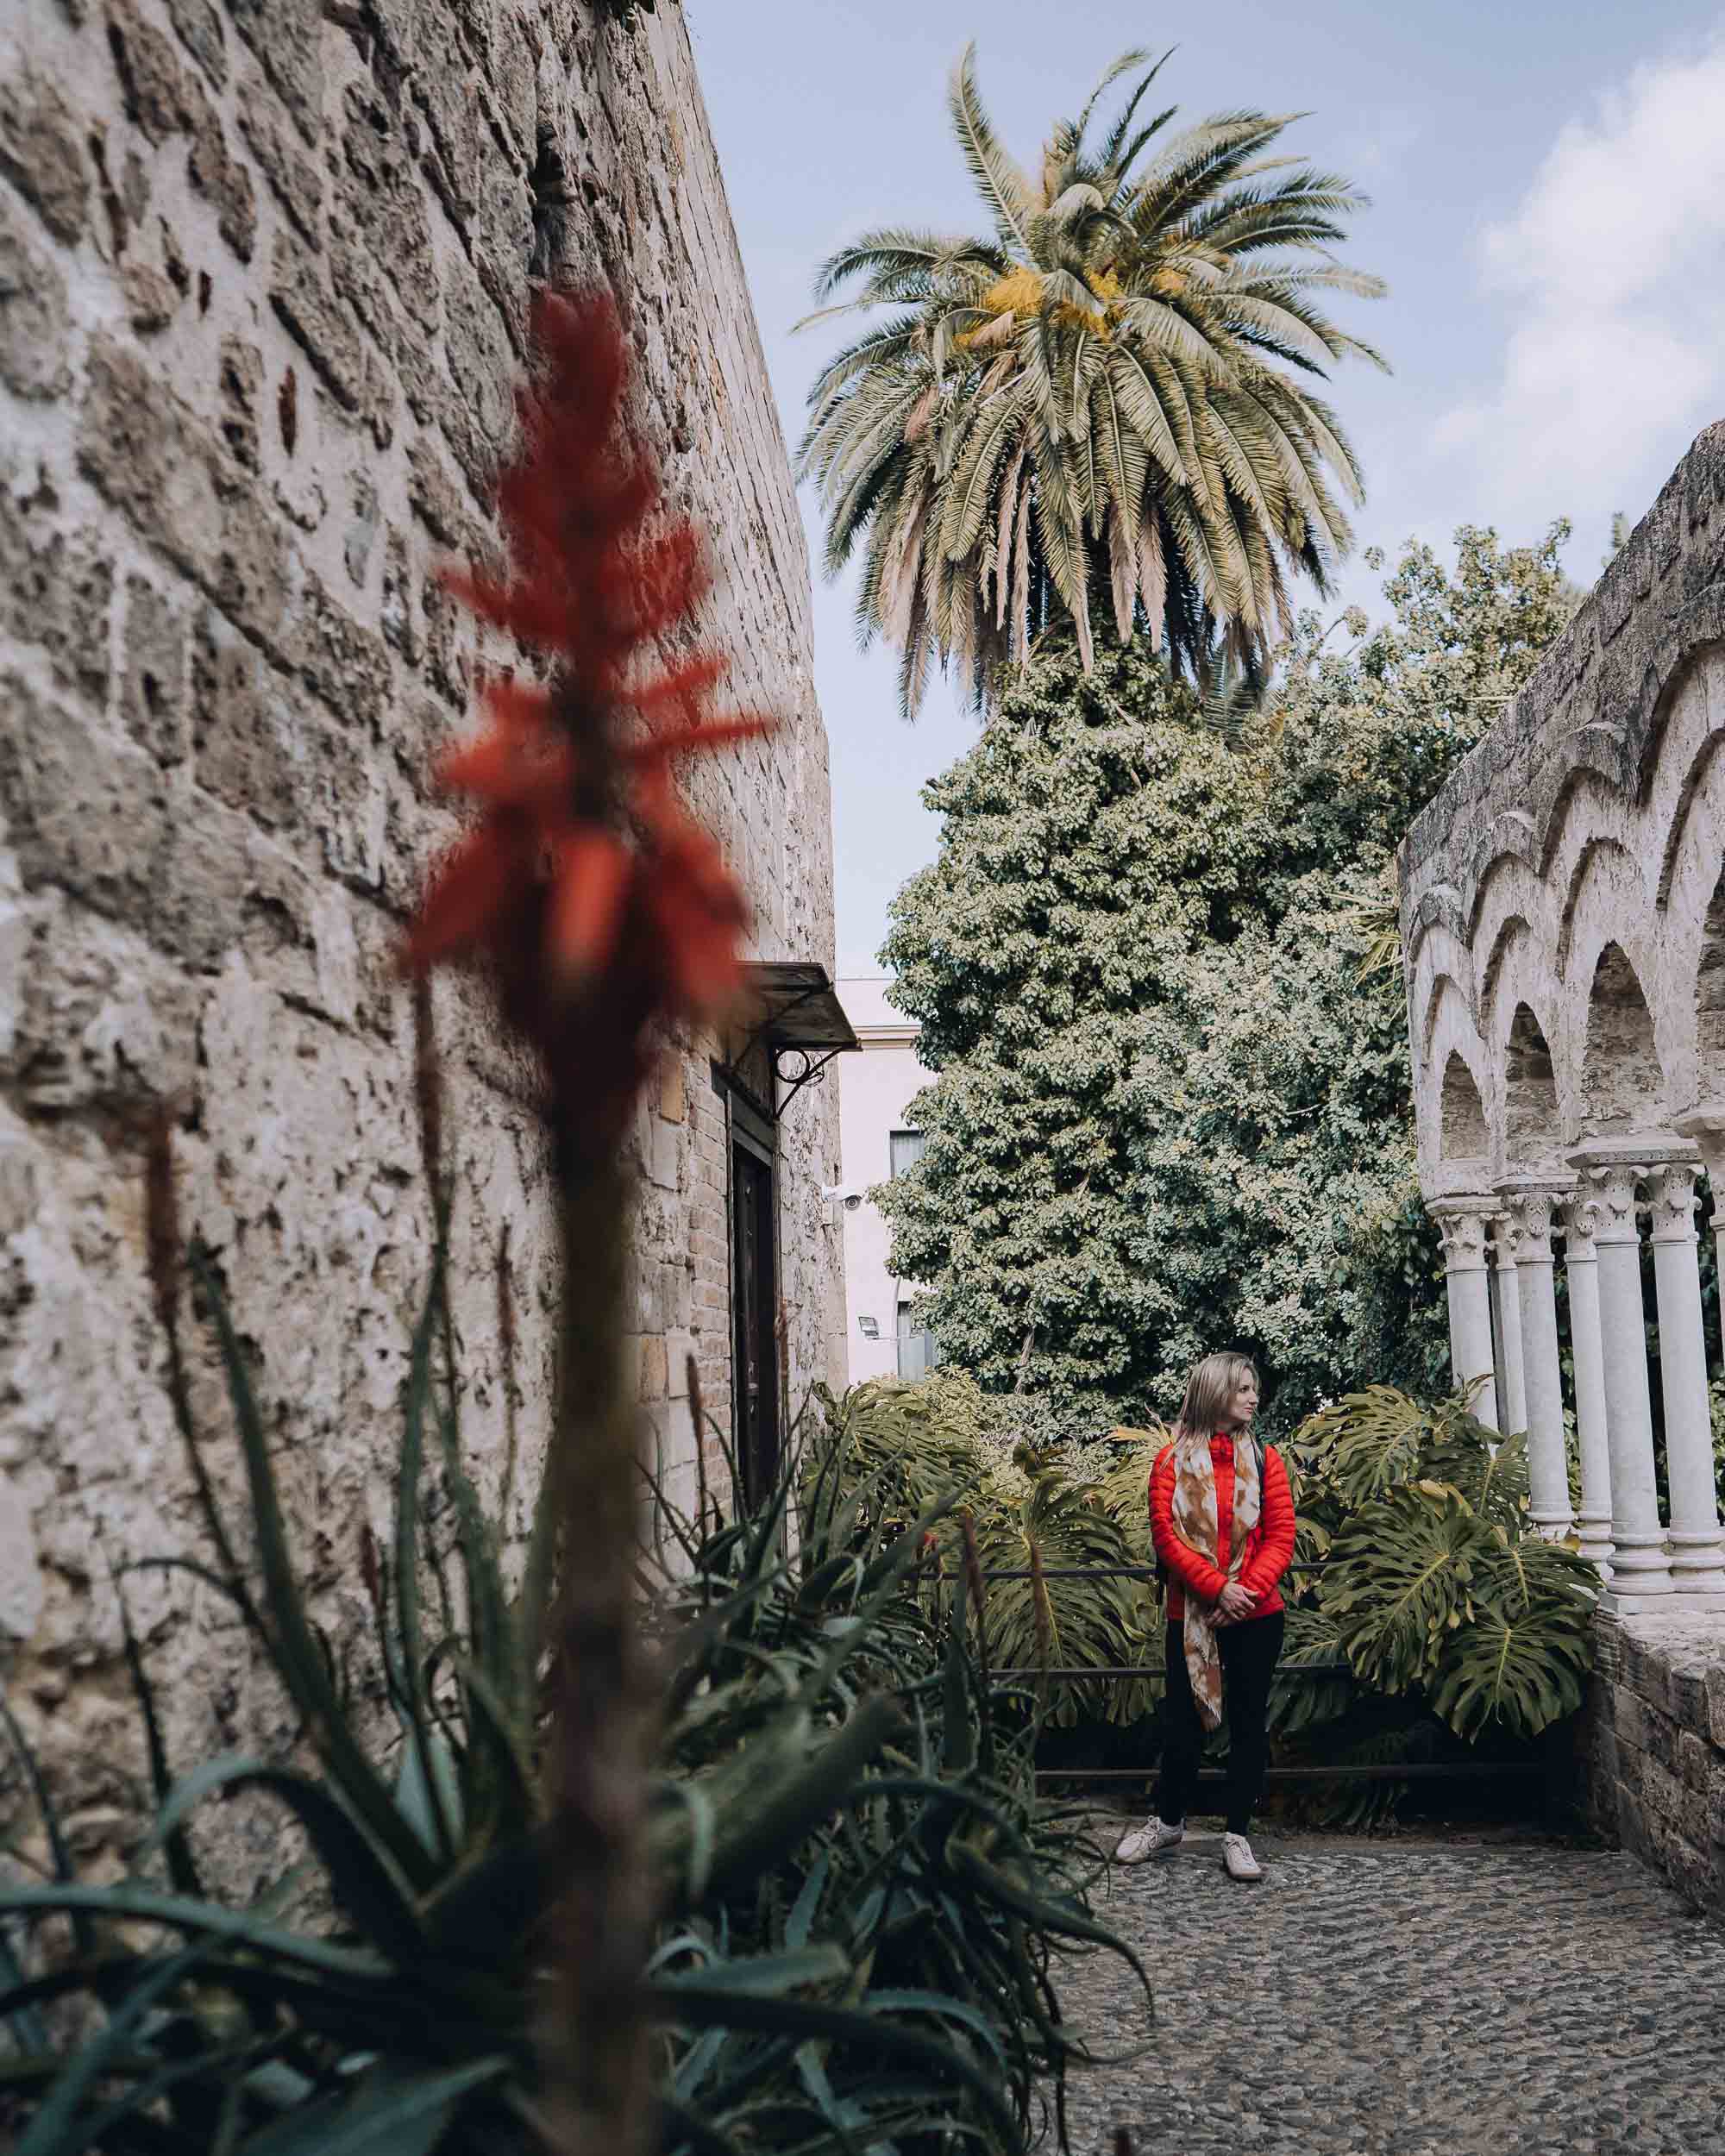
[1114,1351,1295,1882]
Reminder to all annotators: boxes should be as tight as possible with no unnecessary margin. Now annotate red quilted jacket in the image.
[1149,1434,1295,1621]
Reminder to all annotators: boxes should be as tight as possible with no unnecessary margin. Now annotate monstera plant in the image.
[1294,1385,1597,1741]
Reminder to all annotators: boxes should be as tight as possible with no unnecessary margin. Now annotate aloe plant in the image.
[0,1201,1151,2153]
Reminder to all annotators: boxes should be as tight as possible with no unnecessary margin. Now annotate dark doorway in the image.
[730,1121,780,1508]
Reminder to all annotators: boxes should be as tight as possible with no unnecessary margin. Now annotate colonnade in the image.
[1431,1134,1725,1608]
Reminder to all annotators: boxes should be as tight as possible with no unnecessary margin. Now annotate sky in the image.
[689,2,1725,977]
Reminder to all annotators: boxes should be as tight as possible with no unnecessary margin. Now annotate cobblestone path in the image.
[1061,1831,1725,2156]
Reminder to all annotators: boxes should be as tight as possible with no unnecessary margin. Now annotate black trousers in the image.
[1155,1608,1284,1837]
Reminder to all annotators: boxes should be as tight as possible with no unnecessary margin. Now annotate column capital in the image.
[1565,1159,1641,1246]
[1647,1159,1703,1246]
[1672,1106,1725,1180]
[1427,1194,1494,1274]
[1559,1187,1603,1262]
[1488,1213,1521,1270]
[1494,1176,1575,1260]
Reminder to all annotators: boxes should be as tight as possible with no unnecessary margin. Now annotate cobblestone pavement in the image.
[1059,1829,1725,2156]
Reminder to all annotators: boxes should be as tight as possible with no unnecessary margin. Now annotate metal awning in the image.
[730,962,860,1116]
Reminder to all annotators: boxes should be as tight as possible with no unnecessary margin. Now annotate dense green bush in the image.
[0,1277,1149,2154]
[880,525,1578,1430]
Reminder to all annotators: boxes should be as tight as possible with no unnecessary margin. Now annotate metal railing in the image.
[938,1557,1553,1796]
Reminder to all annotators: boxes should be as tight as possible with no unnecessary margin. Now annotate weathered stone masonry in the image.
[1,0,843,1867]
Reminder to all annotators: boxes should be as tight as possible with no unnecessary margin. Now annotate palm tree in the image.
[797,46,1387,717]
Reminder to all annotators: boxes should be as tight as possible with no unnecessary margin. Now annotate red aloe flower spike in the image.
[437,713,575,809]
[406,828,524,972]
[624,715,776,772]
[631,655,729,724]
[547,829,634,990]
[404,287,777,1135]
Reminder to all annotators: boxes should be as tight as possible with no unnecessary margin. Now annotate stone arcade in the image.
[1401,420,1725,1913]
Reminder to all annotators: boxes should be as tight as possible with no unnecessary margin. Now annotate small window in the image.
[896,1302,941,1382]
[889,1128,925,1178]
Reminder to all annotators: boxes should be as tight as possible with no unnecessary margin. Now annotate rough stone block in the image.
[438,243,515,463]
[638,1335,668,1401]
[1678,1727,1713,1792]
[1666,1656,1709,1731]
[1,677,171,923]
[191,605,299,824]
[106,0,193,145]
[1614,1683,1649,1752]
[120,576,191,765]
[644,1115,679,1193]
[1641,1755,1681,1826]
[336,84,436,332]
[0,486,113,709]
[217,335,266,471]
[0,197,73,401]
[165,0,226,87]
[1642,1702,1678,1771]
[122,261,180,333]
[411,47,483,222]
[235,63,321,244]
[294,573,392,736]
[1707,1762,1725,1847]
[0,68,91,244]
[271,229,371,415]
[5,891,200,1106]
[420,573,470,711]
[1707,1664,1725,1751]
[379,536,419,662]
[184,78,256,262]
[1615,1786,1653,1862]
[405,436,473,552]
[78,335,293,658]
[225,0,322,146]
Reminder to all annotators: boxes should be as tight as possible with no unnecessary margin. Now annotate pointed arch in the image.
[1695,860,1725,1101]
[1440,1050,1489,1169]
[1580,941,1665,1138]
[1503,1003,1559,1169]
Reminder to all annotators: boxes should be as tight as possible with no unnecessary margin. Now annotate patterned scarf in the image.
[1170,1427,1262,1732]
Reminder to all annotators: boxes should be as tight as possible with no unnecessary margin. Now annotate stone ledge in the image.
[1582,1608,1725,1921]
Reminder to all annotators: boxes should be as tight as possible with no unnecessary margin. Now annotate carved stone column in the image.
[1489,1214,1527,1438]
[1673,1109,1725,1356]
[1568,1144,1673,1604]
[1428,1197,1499,1430]
[1559,1188,1615,1572]
[1496,1179,1575,1541]
[1646,1159,1725,1594]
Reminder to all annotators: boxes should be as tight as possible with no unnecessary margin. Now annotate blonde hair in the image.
[1175,1351,1259,1439]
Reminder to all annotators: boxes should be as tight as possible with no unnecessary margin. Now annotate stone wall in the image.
[0,0,841,1871]
[1583,1613,1725,1921]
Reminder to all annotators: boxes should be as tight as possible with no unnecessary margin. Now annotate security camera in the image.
[821,1184,865,1204]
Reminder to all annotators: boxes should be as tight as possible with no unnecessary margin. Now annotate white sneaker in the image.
[1114,1815,1183,1864]
[1222,1832,1263,1882]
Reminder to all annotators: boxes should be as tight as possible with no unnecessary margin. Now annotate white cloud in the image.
[1434,30,1725,527]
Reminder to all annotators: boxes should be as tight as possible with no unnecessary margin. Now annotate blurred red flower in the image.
[403,291,776,1143]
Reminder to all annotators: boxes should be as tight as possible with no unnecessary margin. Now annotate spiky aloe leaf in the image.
[186,1244,438,1895]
